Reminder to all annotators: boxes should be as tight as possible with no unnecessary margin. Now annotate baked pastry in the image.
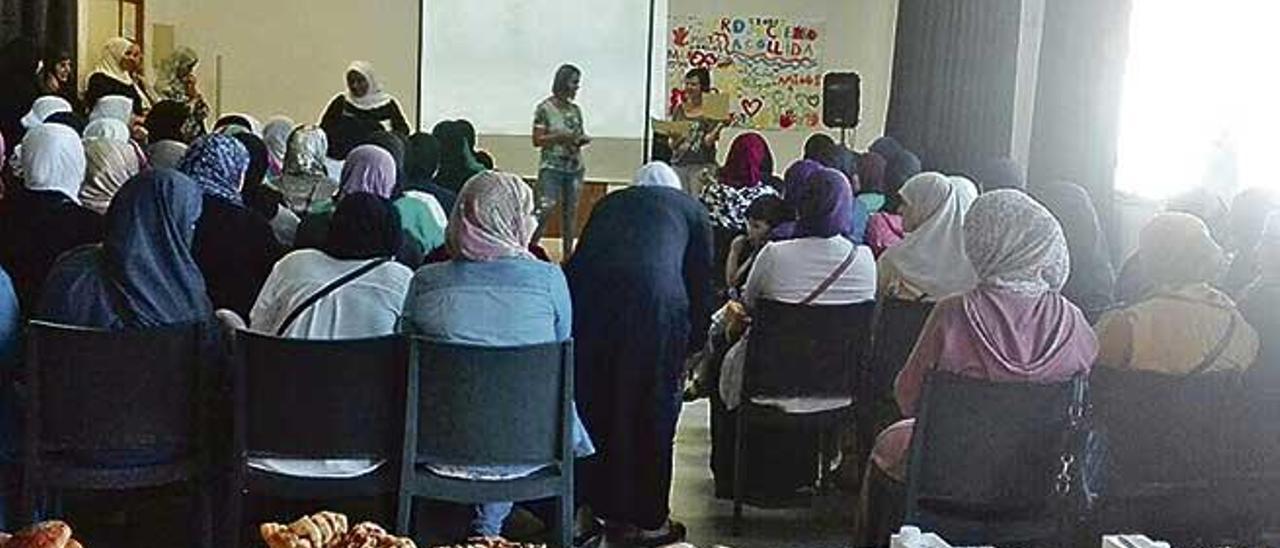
[3,521,73,548]
[260,512,415,548]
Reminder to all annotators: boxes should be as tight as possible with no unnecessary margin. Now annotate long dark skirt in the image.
[577,314,687,531]
[709,392,819,499]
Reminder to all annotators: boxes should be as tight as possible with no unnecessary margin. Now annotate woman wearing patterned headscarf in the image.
[156,47,209,140]
[401,170,595,541]
[1096,213,1258,376]
[320,61,410,161]
[276,125,336,214]
[857,190,1099,546]
[179,133,284,320]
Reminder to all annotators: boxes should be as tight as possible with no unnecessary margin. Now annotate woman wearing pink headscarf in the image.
[400,170,594,541]
[699,132,780,233]
[855,190,1099,546]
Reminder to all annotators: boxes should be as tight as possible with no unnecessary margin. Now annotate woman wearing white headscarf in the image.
[21,95,72,129]
[634,161,683,190]
[84,38,149,118]
[319,61,410,161]
[0,124,104,310]
[877,172,979,301]
[80,137,141,214]
[83,118,131,144]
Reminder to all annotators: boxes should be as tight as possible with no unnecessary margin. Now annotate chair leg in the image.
[732,412,745,536]
[816,428,828,493]
[395,490,413,537]
[557,494,573,548]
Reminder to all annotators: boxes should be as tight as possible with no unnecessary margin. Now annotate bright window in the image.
[1115,0,1280,200]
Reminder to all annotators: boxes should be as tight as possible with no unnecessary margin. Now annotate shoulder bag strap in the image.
[800,244,859,306]
[275,257,392,336]
[1187,312,1239,376]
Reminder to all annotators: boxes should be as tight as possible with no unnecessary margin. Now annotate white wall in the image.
[83,0,896,181]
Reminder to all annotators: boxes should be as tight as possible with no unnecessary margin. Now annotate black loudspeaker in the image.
[822,72,861,129]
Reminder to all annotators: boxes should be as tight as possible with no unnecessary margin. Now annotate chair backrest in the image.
[25,320,205,459]
[408,338,572,468]
[233,329,408,460]
[906,372,1080,522]
[862,298,935,401]
[744,299,875,400]
[1090,367,1247,492]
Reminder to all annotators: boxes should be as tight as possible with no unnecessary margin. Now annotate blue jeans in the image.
[535,168,584,259]
[471,502,513,537]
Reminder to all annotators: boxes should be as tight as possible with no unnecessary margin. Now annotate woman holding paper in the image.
[670,67,726,195]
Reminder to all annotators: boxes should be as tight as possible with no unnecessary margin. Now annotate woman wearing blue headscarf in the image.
[180,134,284,320]
[39,169,211,328]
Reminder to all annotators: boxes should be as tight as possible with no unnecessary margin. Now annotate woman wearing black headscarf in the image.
[432,120,485,193]
[251,193,412,341]
[568,179,713,546]
[1032,181,1115,321]
[39,169,211,328]
[404,132,457,212]
[146,100,193,169]
[36,49,82,114]
[232,132,300,246]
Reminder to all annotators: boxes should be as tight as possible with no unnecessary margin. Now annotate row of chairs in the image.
[904,368,1280,548]
[19,321,577,547]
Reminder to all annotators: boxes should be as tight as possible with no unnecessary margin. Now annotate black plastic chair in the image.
[904,372,1082,547]
[732,299,875,533]
[396,338,575,547]
[228,330,409,547]
[1090,367,1276,545]
[856,298,934,473]
[21,320,211,547]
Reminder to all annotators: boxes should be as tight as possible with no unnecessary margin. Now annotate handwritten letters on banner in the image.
[667,15,826,131]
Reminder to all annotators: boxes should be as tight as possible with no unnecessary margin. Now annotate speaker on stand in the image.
[822,72,861,146]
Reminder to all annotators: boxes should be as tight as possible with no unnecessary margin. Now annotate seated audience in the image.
[36,49,81,114]
[145,99,194,169]
[21,95,72,131]
[857,189,1098,546]
[712,166,877,500]
[405,132,458,213]
[877,172,978,301]
[276,124,337,215]
[727,195,788,294]
[865,148,923,258]
[79,137,141,214]
[295,145,430,266]
[775,159,868,244]
[0,123,103,311]
[180,133,285,321]
[1221,187,1277,296]
[973,156,1025,192]
[432,120,485,193]
[856,150,889,213]
[231,132,300,246]
[213,113,261,136]
[701,133,781,234]
[38,169,211,328]
[401,170,594,541]
[568,162,711,546]
[364,131,449,255]
[261,115,295,177]
[1035,180,1116,321]
[1241,213,1280,384]
[321,61,410,161]
[1096,213,1258,375]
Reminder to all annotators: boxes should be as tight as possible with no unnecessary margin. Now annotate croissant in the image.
[1,521,83,548]
[261,513,415,548]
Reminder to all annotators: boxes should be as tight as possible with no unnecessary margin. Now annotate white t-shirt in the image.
[246,249,412,478]
[743,236,877,308]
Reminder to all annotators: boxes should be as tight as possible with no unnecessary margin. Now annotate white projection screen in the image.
[420,0,668,139]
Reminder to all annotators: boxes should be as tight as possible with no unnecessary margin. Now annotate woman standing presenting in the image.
[669,67,725,195]
[320,61,411,161]
[532,64,590,259]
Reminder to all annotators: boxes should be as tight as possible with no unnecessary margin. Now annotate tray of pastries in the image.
[261,511,415,548]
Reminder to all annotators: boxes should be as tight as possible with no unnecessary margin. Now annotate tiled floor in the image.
[658,400,857,548]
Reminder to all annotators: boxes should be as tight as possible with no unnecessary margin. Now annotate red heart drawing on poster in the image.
[780,110,797,129]
[740,98,763,117]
